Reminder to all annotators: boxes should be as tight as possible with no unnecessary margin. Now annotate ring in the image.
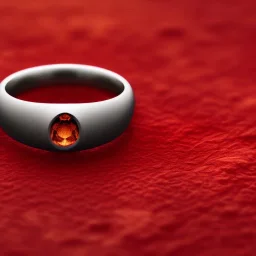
[0,64,135,151]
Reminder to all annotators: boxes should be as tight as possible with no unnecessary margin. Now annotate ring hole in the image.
[5,68,125,103]
[16,83,117,103]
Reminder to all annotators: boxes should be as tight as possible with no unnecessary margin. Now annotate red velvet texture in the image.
[0,1,255,255]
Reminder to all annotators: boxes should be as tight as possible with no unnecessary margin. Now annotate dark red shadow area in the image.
[17,84,116,103]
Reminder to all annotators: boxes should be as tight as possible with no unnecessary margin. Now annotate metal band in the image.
[0,64,135,151]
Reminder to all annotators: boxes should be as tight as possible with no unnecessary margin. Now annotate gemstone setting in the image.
[50,113,79,148]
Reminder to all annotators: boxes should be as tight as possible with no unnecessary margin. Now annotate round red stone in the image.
[50,113,79,147]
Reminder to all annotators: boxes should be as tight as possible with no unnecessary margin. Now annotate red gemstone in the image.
[50,113,79,147]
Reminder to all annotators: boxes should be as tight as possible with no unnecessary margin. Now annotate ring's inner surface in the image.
[5,67,125,98]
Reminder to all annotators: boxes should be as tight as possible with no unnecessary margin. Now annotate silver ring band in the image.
[0,64,135,151]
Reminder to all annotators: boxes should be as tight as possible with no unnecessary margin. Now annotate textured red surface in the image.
[0,0,256,255]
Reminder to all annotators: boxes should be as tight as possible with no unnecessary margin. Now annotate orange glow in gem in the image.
[50,113,79,147]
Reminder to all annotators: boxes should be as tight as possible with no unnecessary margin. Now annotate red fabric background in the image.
[0,0,255,255]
